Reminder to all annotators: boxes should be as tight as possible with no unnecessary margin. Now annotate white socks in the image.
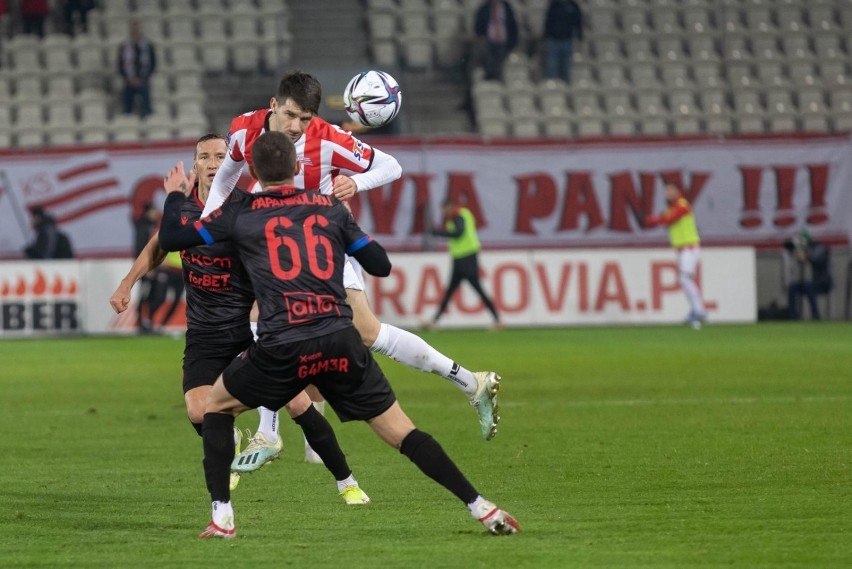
[250,321,258,342]
[257,407,279,441]
[467,496,491,518]
[336,473,358,492]
[680,273,706,316]
[370,323,478,397]
[212,500,234,527]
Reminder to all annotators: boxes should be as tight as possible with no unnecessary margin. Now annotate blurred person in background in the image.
[427,198,502,330]
[118,19,156,117]
[20,0,49,38]
[133,203,160,333]
[783,230,832,320]
[61,0,94,35]
[473,0,518,81]
[645,183,707,329]
[542,0,583,83]
[24,206,73,259]
[146,250,185,333]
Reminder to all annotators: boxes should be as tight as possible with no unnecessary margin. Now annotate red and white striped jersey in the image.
[226,109,374,195]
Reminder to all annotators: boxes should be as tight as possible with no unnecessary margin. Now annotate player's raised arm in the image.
[336,204,391,276]
[159,162,223,251]
[200,151,244,217]
[328,124,402,200]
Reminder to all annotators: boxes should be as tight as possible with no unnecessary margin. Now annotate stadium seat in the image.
[15,127,45,148]
[508,93,538,119]
[780,33,811,60]
[756,61,788,87]
[168,16,197,41]
[143,113,175,141]
[656,34,685,61]
[721,33,750,61]
[592,35,623,62]
[401,37,433,70]
[789,61,820,87]
[833,113,852,132]
[111,115,143,142]
[775,5,805,32]
[368,9,396,40]
[820,61,849,87]
[623,36,653,62]
[479,118,509,138]
[42,34,73,71]
[572,91,603,116]
[609,115,637,136]
[7,36,41,69]
[168,42,200,73]
[543,117,572,137]
[727,62,757,89]
[719,8,744,34]
[829,88,852,113]
[199,13,228,39]
[798,88,827,115]
[45,74,76,102]
[598,63,629,89]
[687,35,719,62]
[575,117,606,137]
[537,80,569,112]
[200,40,229,74]
[15,102,44,123]
[79,98,109,125]
[79,125,109,144]
[638,117,669,136]
[813,35,844,60]
[511,119,541,138]
[744,6,774,33]
[47,128,77,146]
[73,34,106,73]
[371,40,398,68]
[650,9,681,34]
[400,9,431,36]
[808,6,837,32]
[621,8,648,35]
[661,62,693,88]
[750,34,780,60]
[630,62,660,89]
[12,73,43,100]
[694,62,723,88]
[683,8,712,34]
[589,8,617,34]
[603,92,633,116]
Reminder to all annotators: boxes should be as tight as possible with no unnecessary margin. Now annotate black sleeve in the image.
[432,214,465,238]
[353,241,391,277]
[336,203,391,277]
[158,193,207,251]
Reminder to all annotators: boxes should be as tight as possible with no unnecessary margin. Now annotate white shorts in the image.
[343,255,365,291]
[677,245,701,276]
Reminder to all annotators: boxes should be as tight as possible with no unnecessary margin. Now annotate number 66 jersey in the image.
[190,185,375,346]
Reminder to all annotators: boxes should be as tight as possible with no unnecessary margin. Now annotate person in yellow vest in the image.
[646,183,707,328]
[428,198,502,329]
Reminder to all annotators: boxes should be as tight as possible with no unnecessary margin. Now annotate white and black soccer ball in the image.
[343,70,402,128]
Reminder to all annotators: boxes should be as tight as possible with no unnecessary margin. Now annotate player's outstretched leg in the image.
[350,290,502,441]
[289,392,370,505]
[369,402,519,535]
[232,406,283,473]
[302,387,326,464]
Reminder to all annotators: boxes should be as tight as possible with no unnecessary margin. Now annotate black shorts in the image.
[182,325,254,393]
[222,326,396,422]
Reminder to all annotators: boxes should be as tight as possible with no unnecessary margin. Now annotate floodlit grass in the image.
[2,324,850,567]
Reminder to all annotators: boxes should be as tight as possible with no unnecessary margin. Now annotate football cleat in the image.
[231,431,283,473]
[339,485,371,505]
[475,501,520,536]
[229,472,241,491]
[198,520,235,539]
[470,371,501,441]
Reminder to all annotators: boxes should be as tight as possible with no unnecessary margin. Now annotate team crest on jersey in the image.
[180,216,189,225]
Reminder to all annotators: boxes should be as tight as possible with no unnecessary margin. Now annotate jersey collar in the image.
[265,184,300,196]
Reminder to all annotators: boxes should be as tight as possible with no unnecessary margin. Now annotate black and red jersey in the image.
[179,187,254,330]
[188,186,374,345]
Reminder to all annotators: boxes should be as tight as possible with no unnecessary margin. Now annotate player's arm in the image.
[646,201,690,227]
[336,204,391,276]
[200,151,244,217]
[346,148,401,194]
[108,233,168,314]
[159,162,234,251]
[432,214,464,238]
[330,127,402,199]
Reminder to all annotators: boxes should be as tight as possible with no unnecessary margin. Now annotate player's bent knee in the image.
[284,390,312,417]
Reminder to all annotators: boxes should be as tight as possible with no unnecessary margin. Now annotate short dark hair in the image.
[194,133,226,156]
[251,131,297,183]
[275,71,322,115]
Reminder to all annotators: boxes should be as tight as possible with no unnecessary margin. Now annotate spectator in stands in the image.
[20,0,50,38]
[23,207,74,259]
[543,0,583,83]
[61,0,94,35]
[427,198,502,330]
[783,230,833,320]
[473,0,518,81]
[118,19,156,118]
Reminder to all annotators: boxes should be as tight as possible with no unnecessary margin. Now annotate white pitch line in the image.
[400,395,852,409]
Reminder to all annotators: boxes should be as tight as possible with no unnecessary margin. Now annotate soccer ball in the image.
[343,70,402,128]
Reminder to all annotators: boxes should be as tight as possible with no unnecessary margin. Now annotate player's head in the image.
[192,134,227,192]
[664,182,682,203]
[442,197,458,216]
[250,131,299,187]
[270,71,322,142]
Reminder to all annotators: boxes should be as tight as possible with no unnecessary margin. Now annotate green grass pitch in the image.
[2,324,850,568]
